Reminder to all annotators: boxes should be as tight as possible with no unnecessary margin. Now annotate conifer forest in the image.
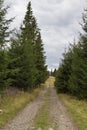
[0,0,86,99]
[0,0,48,92]
[55,9,87,99]
[0,1,87,130]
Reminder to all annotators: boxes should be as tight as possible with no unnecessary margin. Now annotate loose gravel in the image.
[49,87,79,130]
[0,88,47,130]
[0,87,79,130]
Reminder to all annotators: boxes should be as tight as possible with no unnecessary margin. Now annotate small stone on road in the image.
[37,128,42,130]
[49,128,53,130]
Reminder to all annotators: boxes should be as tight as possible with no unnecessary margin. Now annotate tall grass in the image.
[59,94,87,130]
[0,86,44,128]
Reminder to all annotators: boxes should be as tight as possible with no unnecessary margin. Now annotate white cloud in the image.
[4,0,86,70]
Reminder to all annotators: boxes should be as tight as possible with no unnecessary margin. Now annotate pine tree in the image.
[6,1,47,91]
[55,47,72,93]
[55,7,87,99]
[19,2,39,90]
[0,0,12,90]
[80,9,87,57]
[35,32,47,85]
[52,69,57,77]
[7,31,22,88]
[68,9,87,99]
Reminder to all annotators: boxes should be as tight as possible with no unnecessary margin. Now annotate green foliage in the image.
[35,32,48,85]
[7,32,22,88]
[6,1,48,91]
[68,44,87,98]
[0,1,47,92]
[55,9,87,99]
[19,2,47,90]
[55,47,72,93]
[0,0,12,90]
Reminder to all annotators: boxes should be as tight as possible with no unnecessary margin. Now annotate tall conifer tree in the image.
[35,32,47,85]
[19,2,38,90]
[7,1,47,91]
[0,0,12,89]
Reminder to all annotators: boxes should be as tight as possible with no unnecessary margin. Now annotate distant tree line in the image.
[49,69,57,77]
[55,9,87,99]
[0,0,48,92]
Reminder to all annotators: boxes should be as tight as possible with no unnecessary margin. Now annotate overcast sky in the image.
[4,0,86,70]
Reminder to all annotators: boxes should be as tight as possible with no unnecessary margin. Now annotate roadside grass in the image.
[0,85,44,128]
[34,89,50,130]
[59,94,87,130]
[45,76,55,87]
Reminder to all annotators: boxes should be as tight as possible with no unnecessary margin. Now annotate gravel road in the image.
[49,87,79,130]
[0,88,47,130]
[0,87,79,130]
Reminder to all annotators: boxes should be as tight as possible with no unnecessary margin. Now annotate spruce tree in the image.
[35,32,47,85]
[55,48,72,93]
[7,31,22,88]
[19,2,38,90]
[6,1,47,91]
[68,9,87,99]
[0,0,12,90]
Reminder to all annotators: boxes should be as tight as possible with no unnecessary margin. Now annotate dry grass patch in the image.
[45,76,55,87]
[59,94,87,130]
[0,86,44,128]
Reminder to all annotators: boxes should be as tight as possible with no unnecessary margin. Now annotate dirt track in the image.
[0,87,79,130]
[49,87,79,130]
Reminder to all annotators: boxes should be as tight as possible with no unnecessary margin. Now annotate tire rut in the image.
[0,88,47,130]
[49,87,79,130]
[0,87,79,130]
